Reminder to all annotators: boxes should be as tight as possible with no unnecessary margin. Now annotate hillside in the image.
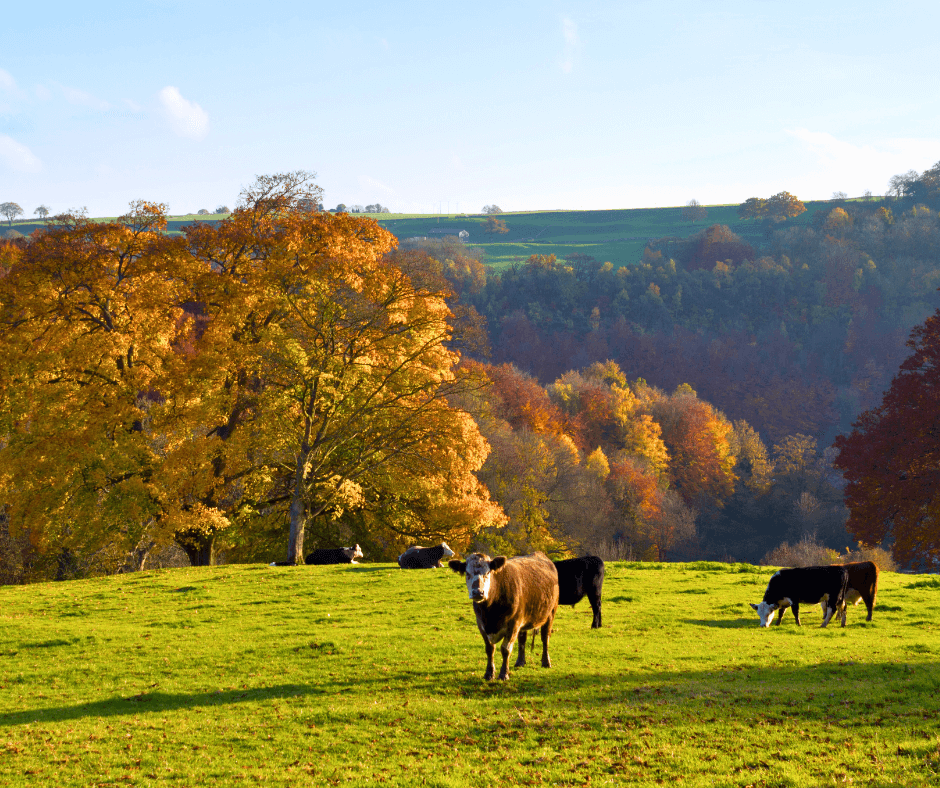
[4,201,835,271]
[1,561,937,786]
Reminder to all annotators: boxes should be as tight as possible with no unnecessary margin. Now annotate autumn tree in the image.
[686,225,754,270]
[834,307,940,567]
[482,205,503,214]
[0,202,23,226]
[638,383,736,506]
[738,197,767,220]
[0,173,503,575]
[737,192,805,222]
[0,202,207,575]
[181,173,502,564]
[483,216,509,235]
[766,191,807,221]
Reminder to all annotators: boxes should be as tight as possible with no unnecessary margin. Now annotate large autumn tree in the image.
[0,173,502,576]
[833,306,940,567]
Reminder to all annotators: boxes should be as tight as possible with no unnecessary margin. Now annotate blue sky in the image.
[2,0,939,217]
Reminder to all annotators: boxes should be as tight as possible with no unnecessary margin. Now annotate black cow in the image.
[398,543,455,569]
[449,552,559,681]
[553,556,605,628]
[817,561,879,626]
[269,544,363,567]
[750,565,850,628]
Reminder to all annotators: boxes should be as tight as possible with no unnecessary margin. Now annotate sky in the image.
[2,0,940,217]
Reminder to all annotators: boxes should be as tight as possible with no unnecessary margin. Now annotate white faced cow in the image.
[449,552,559,681]
[751,565,850,628]
[268,545,363,567]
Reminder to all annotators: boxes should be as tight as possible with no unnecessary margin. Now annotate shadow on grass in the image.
[0,684,316,727]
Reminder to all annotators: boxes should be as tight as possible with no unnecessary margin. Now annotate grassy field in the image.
[1,561,938,786]
[4,201,841,271]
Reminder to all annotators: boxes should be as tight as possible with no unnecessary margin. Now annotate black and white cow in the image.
[306,545,363,565]
[750,565,850,628]
[553,556,605,628]
[449,552,559,681]
[269,545,363,567]
[397,543,455,569]
[818,561,879,626]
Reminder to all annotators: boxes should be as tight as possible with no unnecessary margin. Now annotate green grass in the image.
[2,561,938,786]
[375,203,834,270]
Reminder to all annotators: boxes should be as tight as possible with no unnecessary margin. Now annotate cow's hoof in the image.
[514,658,526,668]
[541,658,551,668]
[498,672,509,681]
[483,670,494,681]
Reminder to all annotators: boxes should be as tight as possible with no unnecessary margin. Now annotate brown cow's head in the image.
[449,552,507,602]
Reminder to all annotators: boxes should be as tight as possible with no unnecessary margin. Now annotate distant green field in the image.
[3,201,837,270]
[1,561,937,786]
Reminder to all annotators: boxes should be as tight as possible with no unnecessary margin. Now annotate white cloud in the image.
[560,18,580,73]
[0,68,16,92]
[60,84,110,110]
[158,86,209,140]
[0,134,42,173]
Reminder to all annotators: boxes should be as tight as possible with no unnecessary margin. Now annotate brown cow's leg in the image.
[500,624,522,680]
[515,630,528,668]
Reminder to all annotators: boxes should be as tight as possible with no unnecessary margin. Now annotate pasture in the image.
[1,561,938,787]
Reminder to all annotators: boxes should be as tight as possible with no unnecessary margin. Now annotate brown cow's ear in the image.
[489,556,507,572]
[448,559,467,574]
[750,603,759,610]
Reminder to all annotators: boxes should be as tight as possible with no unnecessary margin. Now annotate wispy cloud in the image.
[0,134,42,173]
[0,68,17,93]
[158,86,209,140]
[60,84,110,110]
[560,18,580,73]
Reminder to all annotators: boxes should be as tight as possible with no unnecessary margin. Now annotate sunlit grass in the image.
[2,561,937,786]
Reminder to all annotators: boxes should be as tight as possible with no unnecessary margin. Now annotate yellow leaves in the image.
[585,447,610,481]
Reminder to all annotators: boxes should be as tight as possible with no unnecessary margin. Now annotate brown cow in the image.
[449,552,559,681]
[818,561,879,626]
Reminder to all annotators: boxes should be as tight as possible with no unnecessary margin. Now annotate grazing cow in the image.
[398,543,455,569]
[750,565,850,628]
[553,556,605,628]
[449,552,559,681]
[268,544,363,567]
[817,561,879,626]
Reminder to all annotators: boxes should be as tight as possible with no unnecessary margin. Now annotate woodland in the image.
[1,166,939,581]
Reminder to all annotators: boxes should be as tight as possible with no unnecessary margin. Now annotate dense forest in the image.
[2,166,939,581]
[415,168,940,452]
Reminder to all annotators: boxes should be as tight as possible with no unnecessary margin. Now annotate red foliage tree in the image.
[687,225,754,271]
[833,307,940,567]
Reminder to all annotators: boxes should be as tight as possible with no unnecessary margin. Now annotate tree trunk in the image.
[176,531,216,566]
[287,481,306,565]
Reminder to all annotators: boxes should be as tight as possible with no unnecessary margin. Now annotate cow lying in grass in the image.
[817,561,879,626]
[449,552,559,681]
[398,543,454,568]
[269,545,363,566]
[554,556,605,628]
[750,565,849,628]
